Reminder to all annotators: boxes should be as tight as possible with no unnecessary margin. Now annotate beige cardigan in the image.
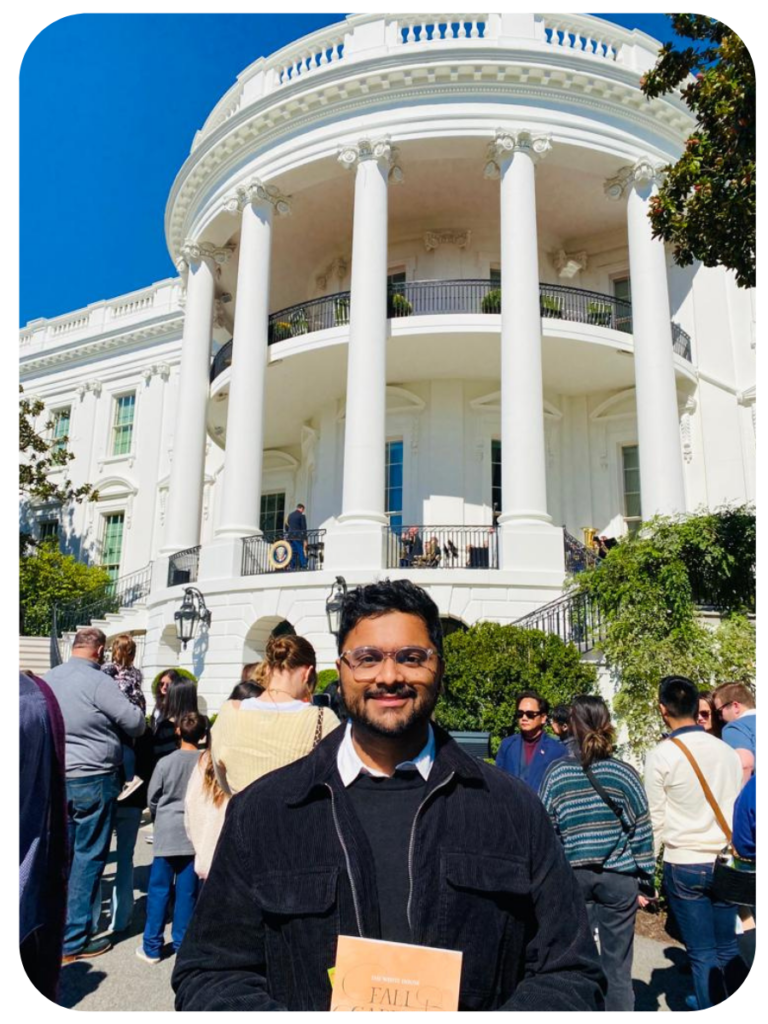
[211,699,341,796]
[184,757,229,879]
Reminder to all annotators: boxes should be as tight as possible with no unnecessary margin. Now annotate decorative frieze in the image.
[680,396,696,464]
[423,230,471,252]
[222,177,292,217]
[76,379,103,400]
[338,136,404,183]
[604,158,665,201]
[484,129,552,178]
[552,249,589,279]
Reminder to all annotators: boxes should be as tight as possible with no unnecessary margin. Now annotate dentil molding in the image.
[222,177,292,217]
[604,158,666,200]
[483,129,552,178]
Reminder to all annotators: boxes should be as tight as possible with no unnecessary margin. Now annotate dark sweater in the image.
[347,771,427,943]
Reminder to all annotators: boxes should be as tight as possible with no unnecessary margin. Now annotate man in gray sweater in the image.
[46,627,146,963]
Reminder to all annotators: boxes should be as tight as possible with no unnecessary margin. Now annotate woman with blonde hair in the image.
[210,634,339,796]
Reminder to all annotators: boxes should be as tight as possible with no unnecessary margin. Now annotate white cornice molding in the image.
[167,56,693,255]
[19,313,185,377]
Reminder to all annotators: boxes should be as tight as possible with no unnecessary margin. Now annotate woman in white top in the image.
[210,634,340,796]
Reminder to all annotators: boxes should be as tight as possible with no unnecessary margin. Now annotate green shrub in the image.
[334,297,350,325]
[481,288,501,314]
[272,321,293,341]
[389,292,413,316]
[587,302,612,326]
[435,622,597,756]
[20,545,112,636]
[540,294,563,318]
[316,668,338,694]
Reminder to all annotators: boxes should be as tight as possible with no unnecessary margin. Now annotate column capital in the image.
[222,178,292,217]
[176,240,235,275]
[141,362,171,384]
[338,136,404,183]
[604,158,666,200]
[76,379,102,400]
[484,129,552,178]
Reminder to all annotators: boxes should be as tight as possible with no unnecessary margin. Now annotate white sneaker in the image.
[144,831,154,844]
[135,945,161,965]
[118,776,144,802]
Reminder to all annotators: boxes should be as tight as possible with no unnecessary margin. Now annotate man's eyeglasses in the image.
[515,709,543,719]
[340,646,438,681]
[715,701,735,718]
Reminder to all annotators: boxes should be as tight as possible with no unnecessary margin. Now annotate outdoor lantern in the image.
[174,587,212,650]
[325,576,348,638]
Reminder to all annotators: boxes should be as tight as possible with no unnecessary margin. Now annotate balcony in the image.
[386,525,499,570]
[210,281,692,382]
[167,546,201,587]
[241,529,326,575]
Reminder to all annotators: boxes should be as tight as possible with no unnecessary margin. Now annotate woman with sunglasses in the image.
[210,634,340,796]
[697,691,722,739]
[540,695,655,1012]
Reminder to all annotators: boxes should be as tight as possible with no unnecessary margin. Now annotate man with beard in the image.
[172,580,605,1012]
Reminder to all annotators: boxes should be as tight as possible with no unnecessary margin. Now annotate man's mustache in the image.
[364,684,418,700]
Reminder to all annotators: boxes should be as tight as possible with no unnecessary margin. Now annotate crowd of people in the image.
[19,580,756,1012]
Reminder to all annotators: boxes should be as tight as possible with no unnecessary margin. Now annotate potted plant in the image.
[540,293,563,319]
[271,321,293,342]
[290,311,309,335]
[587,301,613,327]
[481,288,501,314]
[334,296,350,325]
[389,292,413,317]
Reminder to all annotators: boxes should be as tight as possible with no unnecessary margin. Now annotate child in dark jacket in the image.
[137,712,206,964]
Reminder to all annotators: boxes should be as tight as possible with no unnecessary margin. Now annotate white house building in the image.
[19,13,756,713]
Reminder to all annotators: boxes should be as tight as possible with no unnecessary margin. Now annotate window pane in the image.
[52,408,71,452]
[260,492,286,538]
[622,445,641,523]
[385,440,404,521]
[102,513,125,581]
[40,519,59,544]
[613,277,631,303]
[490,268,501,284]
[112,394,135,456]
[491,439,502,514]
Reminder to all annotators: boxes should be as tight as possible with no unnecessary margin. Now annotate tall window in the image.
[621,445,642,535]
[260,492,286,541]
[102,512,125,581]
[491,439,502,520]
[613,276,632,333]
[51,407,71,452]
[490,267,501,286]
[112,393,136,456]
[39,519,60,545]
[385,439,404,529]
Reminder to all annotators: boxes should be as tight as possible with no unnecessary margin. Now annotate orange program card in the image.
[330,935,463,1012]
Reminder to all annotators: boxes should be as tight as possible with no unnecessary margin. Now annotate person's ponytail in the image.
[569,695,615,767]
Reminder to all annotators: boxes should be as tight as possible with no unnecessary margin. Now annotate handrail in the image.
[242,529,326,575]
[54,562,153,636]
[386,524,499,570]
[563,528,598,574]
[167,546,201,587]
[512,588,606,654]
[210,280,691,384]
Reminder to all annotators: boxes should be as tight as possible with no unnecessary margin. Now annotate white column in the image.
[606,158,686,517]
[485,130,564,578]
[325,137,402,570]
[161,241,230,555]
[216,180,291,539]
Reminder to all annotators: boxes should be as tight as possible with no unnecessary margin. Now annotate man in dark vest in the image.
[285,502,308,569]
[495,690,565,792]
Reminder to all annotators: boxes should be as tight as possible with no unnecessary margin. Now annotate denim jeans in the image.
[64,771,120,954]
[663,861,741,1009]
[573,867,638,1011]
[143,855,198,958]
[91,805,143,934]
[290,540,307,569]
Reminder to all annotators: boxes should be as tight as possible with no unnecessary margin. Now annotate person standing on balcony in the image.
[285,502,308,569]
[45,627,146,964]
[495,691,565,793]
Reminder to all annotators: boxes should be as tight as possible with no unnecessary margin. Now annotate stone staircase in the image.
[20,635,53,676]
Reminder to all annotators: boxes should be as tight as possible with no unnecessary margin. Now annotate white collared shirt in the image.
[336,720,435,787]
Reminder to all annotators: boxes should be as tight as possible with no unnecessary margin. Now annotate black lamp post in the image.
[174,587,212,650]
[325,576,348,638]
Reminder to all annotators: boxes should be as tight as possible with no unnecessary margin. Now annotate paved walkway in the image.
[58,818,691,1011]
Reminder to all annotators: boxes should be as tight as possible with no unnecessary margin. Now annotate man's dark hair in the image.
[178,711,207,746]
[551,703,571,728]
[658,675,699,719]
[515,690,549,716]
[337,579,443,656]
[297,503,305,510]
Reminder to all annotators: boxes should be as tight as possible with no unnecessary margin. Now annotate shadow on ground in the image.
[634,945,691,1011]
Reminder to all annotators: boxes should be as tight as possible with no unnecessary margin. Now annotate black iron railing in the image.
[563,529,598,574]
[386,525,499,570]
[242,529,326,575]
[167,546,201,587]
[209,281,693,382]
[55,562,153,636]
[512,588,606,654]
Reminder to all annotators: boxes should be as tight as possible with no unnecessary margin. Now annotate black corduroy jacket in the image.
[172,725,605,1012]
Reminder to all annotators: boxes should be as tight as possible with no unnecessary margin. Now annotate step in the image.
[20,636,52,676]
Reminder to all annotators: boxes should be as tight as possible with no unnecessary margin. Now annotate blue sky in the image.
[20,13,681,327]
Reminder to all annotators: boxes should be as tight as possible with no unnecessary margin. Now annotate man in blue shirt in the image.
[495,690,565,792]
[713,683,756,787]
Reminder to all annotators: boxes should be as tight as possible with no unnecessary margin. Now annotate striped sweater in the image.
[539,755,655,877]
